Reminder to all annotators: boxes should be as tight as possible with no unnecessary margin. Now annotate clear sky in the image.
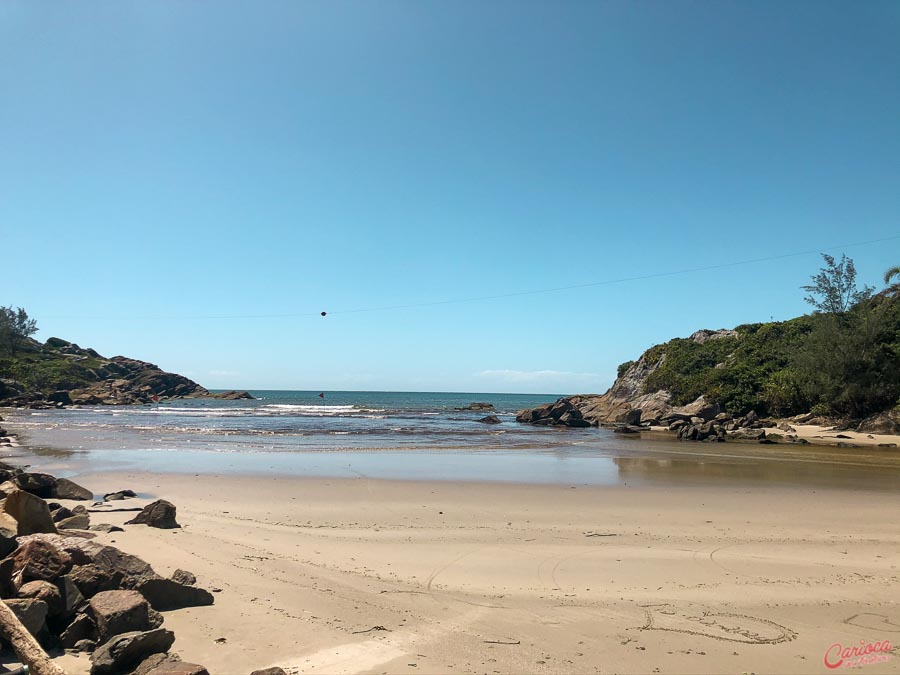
[2,1,898,394]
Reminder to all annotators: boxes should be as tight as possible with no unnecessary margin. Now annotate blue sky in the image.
[2,1,898,394]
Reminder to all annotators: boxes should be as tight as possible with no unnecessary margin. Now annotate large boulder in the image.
[4,597,48,637]
[90,628,175,675]
[13,473,58,499]
[125,500,180,529]
[516,399,591,428]
[1,490,57,535]
[17,580,63,616]
[70,564,122,599]
[58,513,91,530]
[615,408,642,426]
[60,612,98,649]
[90,590,162,644]
[476,415,501,425]
[136,578,214,611]
[52,478,94,501]
[857,410,900,435]
[10,539,72,586]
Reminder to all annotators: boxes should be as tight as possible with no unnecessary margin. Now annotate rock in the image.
[18,580,63,616]
[744,410,759,425]
[250,669,287,675]
[47,390,72,405]
[104,490,137,501]
[13,472,58,498]
[69,564,124,599]
[476,415,501,425]
[58,513,92,530]
[147,663,210,675]
[90,590,160,644]
[729,428,766,441]
[56,574,86,617]
[766,433,784,442]
[615,409,642,426]
[88,545,158,589]
[10,539,72,586]
[210,390,254,401]
[52,478,94,501]
[133,653,183,675]
[52,506,74,523]
[89,628,175,675]
[89,524,124,533]
[0,513,18,559]
[4,597,48,636]
[170,570,196,586]
[517,399,590,428]
[778,422,796,433]
[613,425,641,434]
[458,402,494,411]
[74,638,98,652]
[61,612,98,648]
[857,410,900,435]
[1,490,57,535]
[136,578,214,611]
[557,411,591,427]
[667,419,687,431]
[125,500,180,529]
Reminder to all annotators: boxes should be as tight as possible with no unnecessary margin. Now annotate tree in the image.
[801,254,873,317]
[0,306,38,356]
[884,265,900,296]
[792,256,900,419]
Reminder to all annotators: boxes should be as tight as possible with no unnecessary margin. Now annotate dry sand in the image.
[51,471,900,675]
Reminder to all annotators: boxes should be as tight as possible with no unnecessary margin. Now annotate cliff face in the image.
[574,329,737,425]
[0,337,212,406]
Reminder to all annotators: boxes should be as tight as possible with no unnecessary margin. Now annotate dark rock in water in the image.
[53,478,94,501]
[2,490,58,535]
[104,490,137,502]
[136,578,214,611]
[90,589,160,644]
[11,538,72,584]
[148,662,210,675]
[615,409,642,426]
[61,612,98,649]
[458,402,494,411]
[251,669,288,675]
[47,390,72,405]
[171,569,196,586]
[18,579,63,616]
[5,597,48,636]
[613,425,641,434]
[476,415,501,425]
[517,399,591,428]
[125,500,180,529]
[89,628,175,675]
[210,390,254,400]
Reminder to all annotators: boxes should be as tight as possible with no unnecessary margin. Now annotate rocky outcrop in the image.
[209,390,255,400]
[515,399,591,428]
[0,337,220,407]
[517,329,743,429]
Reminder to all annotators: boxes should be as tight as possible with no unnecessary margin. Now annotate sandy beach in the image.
[45,470,900,675]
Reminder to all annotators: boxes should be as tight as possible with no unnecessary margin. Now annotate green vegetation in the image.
[640,257,900,419]
[617,360,635,378]
[0,306,37,356]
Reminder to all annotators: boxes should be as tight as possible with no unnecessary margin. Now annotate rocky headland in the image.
[0,337,252,408]
[517,324,900,444]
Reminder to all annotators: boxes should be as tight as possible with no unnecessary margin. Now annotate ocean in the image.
[4,390,899,489]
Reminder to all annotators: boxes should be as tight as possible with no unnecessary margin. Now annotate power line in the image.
[43,233,900,321]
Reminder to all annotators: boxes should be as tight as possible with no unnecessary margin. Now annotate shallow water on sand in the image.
[3,392,900,490]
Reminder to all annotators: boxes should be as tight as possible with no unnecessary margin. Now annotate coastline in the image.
[44,467,900,674]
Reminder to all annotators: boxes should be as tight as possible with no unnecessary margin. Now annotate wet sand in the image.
[51,471,900,675]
